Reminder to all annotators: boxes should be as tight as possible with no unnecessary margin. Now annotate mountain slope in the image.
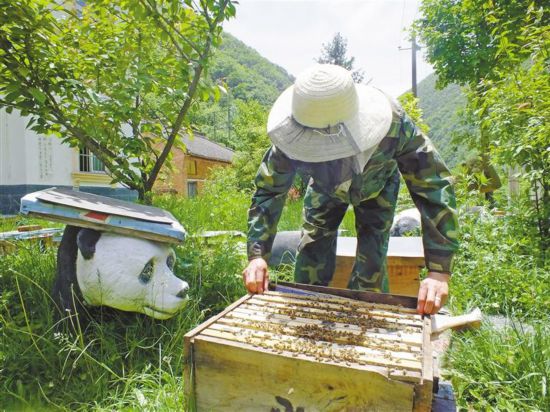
[210,33,294,106]
[416,73,474,168]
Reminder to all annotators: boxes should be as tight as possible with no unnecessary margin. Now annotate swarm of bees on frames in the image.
[217,294,425,369]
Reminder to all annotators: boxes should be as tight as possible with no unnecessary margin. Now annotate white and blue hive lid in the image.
[20,187,186,244]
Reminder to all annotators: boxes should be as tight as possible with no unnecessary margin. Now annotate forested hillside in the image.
[210,33,294,106]
[190,33,293,149]
[202,34,473,169]
[416,73,473,168]
[198,34,473,170]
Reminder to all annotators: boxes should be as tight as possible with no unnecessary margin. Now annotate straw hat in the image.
[267,64,393,162]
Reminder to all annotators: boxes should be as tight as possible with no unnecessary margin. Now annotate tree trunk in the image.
[137,187,153,205]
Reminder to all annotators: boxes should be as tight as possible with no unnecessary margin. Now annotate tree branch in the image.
[144,0,230,191]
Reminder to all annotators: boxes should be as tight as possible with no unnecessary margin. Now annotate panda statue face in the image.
[76,231,189,320]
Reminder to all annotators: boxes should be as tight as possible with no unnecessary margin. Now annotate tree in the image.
[398,92,429,134]
[0,0,236,203]
[416,1,549,248]
[414,0,546,189]
[477,14,549,248]
[230,100,270,190]
[316,32,365,83]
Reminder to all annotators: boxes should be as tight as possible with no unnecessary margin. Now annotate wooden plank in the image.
[269,281,419,309]
[205,322,422,366]
[217,315,422,353]
[184,294,253,341]
[413,316,434,412]
[192,335,416,412]
[333,255,422,296]
[36,187,174,223]
[387,261,423,297]
[200,326,422,372]
[241,303,422,334]
[260,290,421,318]
[250,294,423,326]
[333,237,424,296]
[0,228,63,241]
[20,188,185,243]
[389,256,425,266]
[197,333,392,377]
[240,302,422,333]
[183,294,252,410]
[209,319,422,362]
[336,236,424,258]
[224,309,424,347]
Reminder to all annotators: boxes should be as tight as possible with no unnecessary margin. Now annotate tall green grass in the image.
[0,194,249,410]
[1,178,548,410]
[448,322,549,411]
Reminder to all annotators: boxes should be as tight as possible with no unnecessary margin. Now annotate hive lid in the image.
[337,236,424,258]
[20,187,185,244]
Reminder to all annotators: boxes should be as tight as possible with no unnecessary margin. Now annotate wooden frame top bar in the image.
[269,281,419,309]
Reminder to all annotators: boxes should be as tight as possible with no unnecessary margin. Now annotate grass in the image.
[1,179,548,410]
[448,322,549,411]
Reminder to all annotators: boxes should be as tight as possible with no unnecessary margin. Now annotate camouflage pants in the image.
[294,171,400,292]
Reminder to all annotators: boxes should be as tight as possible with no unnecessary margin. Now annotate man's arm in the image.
[396,114,459,314]
[244,146,296,293]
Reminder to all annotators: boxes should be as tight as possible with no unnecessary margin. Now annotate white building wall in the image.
[1,108,74,186]
[0,108,28,185]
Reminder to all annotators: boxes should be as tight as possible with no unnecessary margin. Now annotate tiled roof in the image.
[181,134,234,163]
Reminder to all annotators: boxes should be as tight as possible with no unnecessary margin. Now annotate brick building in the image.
[154,133,234,197]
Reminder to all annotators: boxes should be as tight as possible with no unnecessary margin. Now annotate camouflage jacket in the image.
[247,106,459,274]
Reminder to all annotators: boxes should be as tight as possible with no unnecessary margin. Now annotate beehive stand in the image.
[184,287,433,411]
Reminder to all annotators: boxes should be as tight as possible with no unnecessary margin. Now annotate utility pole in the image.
[411,34,418,97]
[399,35,421,97]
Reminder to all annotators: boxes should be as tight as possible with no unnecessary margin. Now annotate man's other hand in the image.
[417,272,450,315]
[242,258,269,294]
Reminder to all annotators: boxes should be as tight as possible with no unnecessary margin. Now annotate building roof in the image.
[181,134,234,163]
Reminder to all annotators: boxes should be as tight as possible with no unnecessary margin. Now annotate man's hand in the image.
[417,271,450,315]
[242,257,269,294]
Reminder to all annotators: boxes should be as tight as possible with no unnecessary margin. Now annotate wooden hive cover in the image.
[184,289,433,411]
[333,237,425,296]
[20,188,185,243]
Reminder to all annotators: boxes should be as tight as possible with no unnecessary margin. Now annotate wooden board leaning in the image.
[184,285,433,411]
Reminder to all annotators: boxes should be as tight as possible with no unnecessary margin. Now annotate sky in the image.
[224,0,433,97]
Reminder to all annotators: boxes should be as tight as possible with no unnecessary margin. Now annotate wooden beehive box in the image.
[184,287,433,411]
[333,237,425,297]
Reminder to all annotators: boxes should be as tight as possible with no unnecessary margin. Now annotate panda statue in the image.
[53,225,189,325]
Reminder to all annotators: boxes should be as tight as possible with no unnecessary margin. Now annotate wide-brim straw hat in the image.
[267,64,393,162]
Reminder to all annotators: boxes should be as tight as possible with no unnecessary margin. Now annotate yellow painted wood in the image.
[193,336,415,412]
[332,237,425,297]
[216,315,422,354]
[224,309,423,347]
[413,316,434,412]
[204,323,423,369]
[222,313,423,349]
[262,290,419,314]
[249,295,423,327]
[185,291,433,411]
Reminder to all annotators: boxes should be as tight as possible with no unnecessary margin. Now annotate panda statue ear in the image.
[76,229,102,260]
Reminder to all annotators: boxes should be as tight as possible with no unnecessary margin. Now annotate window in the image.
[187,159,197,176]
[187,181,198,198]
[79,148,105,173]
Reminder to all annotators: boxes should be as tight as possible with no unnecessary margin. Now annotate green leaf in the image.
[29,88,47,104]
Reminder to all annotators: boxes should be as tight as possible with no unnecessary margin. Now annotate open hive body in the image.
[184,290,433,411]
